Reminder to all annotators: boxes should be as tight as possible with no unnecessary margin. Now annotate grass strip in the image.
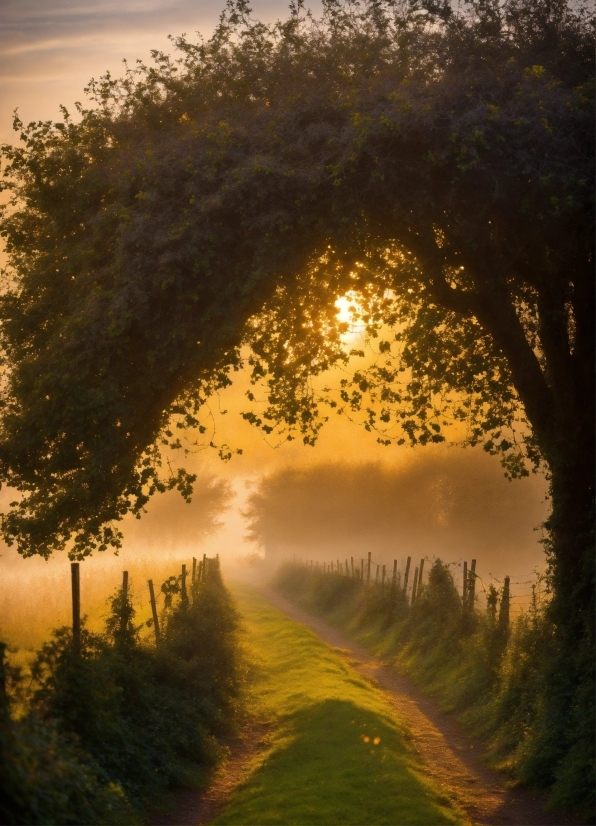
[215,583,465,826]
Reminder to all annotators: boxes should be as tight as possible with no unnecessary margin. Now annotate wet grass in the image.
[215,584,465,826]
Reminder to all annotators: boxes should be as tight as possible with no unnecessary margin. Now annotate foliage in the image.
[1,561,243,823]
[0,0,591,562]
[273,562,594,817]
[0,0,592,811]
[0,704,133,825]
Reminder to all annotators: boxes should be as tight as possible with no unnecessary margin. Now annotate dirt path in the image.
[261,587,584,826]
[147,720,271,826]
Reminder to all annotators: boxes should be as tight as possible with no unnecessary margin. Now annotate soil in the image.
[261,587,588,826]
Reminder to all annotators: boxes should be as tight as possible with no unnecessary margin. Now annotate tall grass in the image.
[274,562,593,818]
[1,559,243,825]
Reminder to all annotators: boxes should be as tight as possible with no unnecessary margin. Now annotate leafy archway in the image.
[1,0,593,803]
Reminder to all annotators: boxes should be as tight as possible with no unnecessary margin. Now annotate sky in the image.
[0,0,300,144]
[0,0,550,591]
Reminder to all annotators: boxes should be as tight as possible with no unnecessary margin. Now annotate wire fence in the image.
[287,552,548,616]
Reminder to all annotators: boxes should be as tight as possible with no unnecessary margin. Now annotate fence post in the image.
[120,571,129,635]
[345,559,349,576]
[381,565,386,587]
[192,557,197,584]
[403,556,411,595]
[0,641,6,705]
[71,562,81,655]
[367,552,371,585]
[463,561,468,610]
[392,559,397,590]
[499,576,510,633]
[418,558,425,596]
[469,559,476,609]
[411,566,419,605]
[181,564,188,602]
[202,554,207,581]
[350,557,354,578]
[148,579,161,643]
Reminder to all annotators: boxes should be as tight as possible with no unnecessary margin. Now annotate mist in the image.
[0,470,233,647]
[243,448,549,582]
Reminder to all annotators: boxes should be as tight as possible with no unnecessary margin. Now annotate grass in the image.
[215,583,466,826]
[0,555,195,672]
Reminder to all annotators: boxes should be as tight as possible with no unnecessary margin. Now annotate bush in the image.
[1,558,242,823]
[0,646,134,825]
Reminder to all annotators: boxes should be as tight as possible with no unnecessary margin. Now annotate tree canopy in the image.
[0,0,593,561]
[1,0,594,804]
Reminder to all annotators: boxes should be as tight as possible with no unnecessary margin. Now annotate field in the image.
[0,553,194,669]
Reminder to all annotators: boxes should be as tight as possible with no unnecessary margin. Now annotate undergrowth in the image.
[1,559,243,825]
[274,562,594,820]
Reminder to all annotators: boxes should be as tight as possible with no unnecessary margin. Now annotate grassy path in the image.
[214,584,464,826]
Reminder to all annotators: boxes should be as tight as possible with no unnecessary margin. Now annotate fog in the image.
[0,470,233,648]
[243,448,549,584]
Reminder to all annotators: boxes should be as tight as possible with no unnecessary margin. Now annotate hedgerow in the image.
[1,558,242,824]
[274,561,593,818]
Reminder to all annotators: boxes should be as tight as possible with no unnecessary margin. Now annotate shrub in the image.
[2,558,242,823]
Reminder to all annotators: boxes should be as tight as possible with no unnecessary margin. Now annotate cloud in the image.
[0,0,301,142]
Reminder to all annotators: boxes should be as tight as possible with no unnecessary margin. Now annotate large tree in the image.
[1,0,593,802]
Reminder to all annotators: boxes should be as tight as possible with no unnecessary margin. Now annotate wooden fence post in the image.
[351,557,354,578]
[411,566,419,605]
[403,556,411,595]
[120,571,129,635]
[392,560,397,590]
[0,641,6,704]
[181,564,188,602]
[463,561,468,610]
[148,579,160,643]
[469,559,477,609]
[418,558,425,596]
[381,565,386,587]
[499,576,510,633]
[71,562,81,655]
[367,552,371,585]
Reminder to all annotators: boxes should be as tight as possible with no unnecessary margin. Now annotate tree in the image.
[0,0,593,803]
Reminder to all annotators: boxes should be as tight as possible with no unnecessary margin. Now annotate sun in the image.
[335,293,365,341]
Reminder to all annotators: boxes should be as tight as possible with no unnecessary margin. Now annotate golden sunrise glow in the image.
[335,293,365,342]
